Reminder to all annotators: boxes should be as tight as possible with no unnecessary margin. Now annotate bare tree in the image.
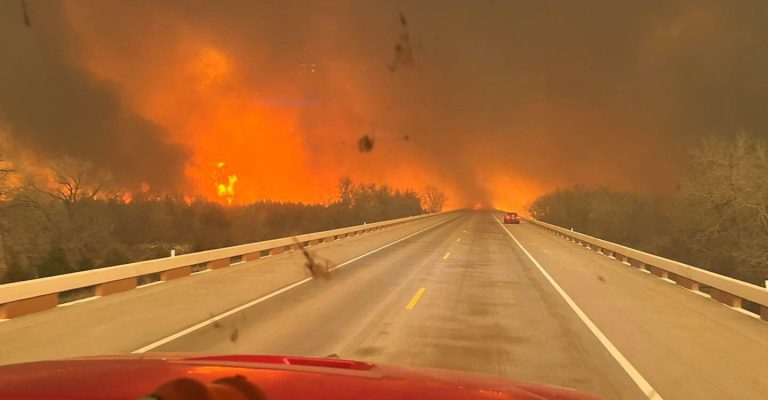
[10,157,116,274]
[675,133,768,277]
[422,186,447,213]
[337,176,354,206]
[0,153,14,279]
[35,156,113,217]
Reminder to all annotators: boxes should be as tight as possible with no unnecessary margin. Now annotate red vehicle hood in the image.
[0,354,600,400]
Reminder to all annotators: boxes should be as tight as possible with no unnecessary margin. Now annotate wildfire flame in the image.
[215,161,237,205]
[61,13,550,210]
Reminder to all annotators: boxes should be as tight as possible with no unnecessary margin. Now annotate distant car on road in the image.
[504,212,521,224]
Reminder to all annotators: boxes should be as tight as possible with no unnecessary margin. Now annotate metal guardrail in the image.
[526,218,768,322]
[0,212,447,319]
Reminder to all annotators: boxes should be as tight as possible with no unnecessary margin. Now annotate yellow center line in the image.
[443,251,451,260]
[406,288,426,310]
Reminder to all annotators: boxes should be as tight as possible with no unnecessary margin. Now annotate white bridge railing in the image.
[526,218,768,322]
[0,212,446,319]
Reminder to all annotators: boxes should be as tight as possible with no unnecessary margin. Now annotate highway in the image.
[1,211,767,400]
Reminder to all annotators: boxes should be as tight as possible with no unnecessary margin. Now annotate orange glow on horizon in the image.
[485,173,549,216]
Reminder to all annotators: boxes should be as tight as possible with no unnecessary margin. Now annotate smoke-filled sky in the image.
[1,1,767,210]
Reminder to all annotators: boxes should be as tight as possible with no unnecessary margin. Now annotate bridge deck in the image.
[1,211,766,400]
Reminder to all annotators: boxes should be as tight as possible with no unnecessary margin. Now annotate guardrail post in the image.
[648,265,669,279]
[761,306,768,322]
[629,259,647,271]
[208,258,230,270]
[96,278,138,296]
[269,247,285,256]
[243,252,260,262]
[0,294,58,319]
[161,266,192,281]
[672,275,700,291]
[710,288,742,308]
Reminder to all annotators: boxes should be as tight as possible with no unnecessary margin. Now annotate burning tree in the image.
[9,156,116,277]
[422,186,447,213]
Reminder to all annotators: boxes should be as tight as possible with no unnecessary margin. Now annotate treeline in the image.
[0,166,445,283]
[530,134,768,285]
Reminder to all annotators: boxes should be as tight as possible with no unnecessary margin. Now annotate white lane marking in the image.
[493,217,664,400]
[132,215,458,353]
[132,278,311,353]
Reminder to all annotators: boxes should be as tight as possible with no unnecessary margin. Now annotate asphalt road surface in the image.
[1,211,767,400]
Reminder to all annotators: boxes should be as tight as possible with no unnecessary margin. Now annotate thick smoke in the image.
[3,1,768,207]
[0,1,189,189]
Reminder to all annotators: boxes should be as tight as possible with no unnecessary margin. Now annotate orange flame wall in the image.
[61,2,550,211]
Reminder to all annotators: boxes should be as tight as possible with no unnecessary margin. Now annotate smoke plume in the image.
[2,1,768,209]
